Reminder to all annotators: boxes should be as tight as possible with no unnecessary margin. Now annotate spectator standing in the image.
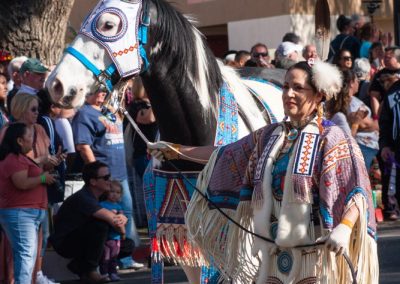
[99,180,125,281]
[37,89,66,204]
[249,43,274,68]
[274,41,303,69]
[353,58,372,107]
[379,77,400,220]
[333,48,354,71]
[369,46,400,118]
[6,56,27,110]
[359,23,378,58]
[328,15,361,62]
[282,32,301,44]
[50,161,127,283]
[344,70,379,170]
[234,50,251,67]
[72,89,142,269]
[369,41,385,77]
[0,123,55,284]
[9,93,63,284]
[0,73,8,128]
[302,44,319,61]
[222,50,237,67]
[8,58,48,115]
[126,79,157,228]
[325,69,353,136]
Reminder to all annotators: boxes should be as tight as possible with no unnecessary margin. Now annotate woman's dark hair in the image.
[332,48,352,67]
[360,23,375,41]
[287,61,317,92]
[0,122,28,160]
[325,69,356,116]
[369,42,384,63]
[37,89,52,116]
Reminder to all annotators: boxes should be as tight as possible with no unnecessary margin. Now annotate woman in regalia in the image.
[148,60,379,284]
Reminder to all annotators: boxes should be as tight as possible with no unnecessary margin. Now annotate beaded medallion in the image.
[287,128,299,141]
[277,250,293,274]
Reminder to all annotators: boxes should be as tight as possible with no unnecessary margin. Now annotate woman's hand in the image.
[324,223,352,255]
[42,171,56,185]
[147,141,180,161]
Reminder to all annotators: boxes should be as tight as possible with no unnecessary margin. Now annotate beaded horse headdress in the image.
[79,0,143,77]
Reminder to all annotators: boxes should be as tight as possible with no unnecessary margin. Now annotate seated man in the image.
[50,161,127,284]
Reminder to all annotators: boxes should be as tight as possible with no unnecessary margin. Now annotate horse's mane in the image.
[147,0,222,113]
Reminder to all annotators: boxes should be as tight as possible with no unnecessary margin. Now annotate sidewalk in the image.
[44,228,153,283]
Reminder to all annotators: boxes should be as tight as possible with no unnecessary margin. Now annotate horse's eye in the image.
[104,21,115,31]
[91,9,128,41]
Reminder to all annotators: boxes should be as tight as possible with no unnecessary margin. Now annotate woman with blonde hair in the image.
[6,93,64,284]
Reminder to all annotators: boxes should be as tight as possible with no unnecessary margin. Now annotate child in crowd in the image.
[99,180,126,282]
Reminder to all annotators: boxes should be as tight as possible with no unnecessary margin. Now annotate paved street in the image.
[58,221,400,284]
[377,220,400,284]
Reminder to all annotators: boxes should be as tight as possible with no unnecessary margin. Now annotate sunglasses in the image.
[340,56,353,61]
[30,107,39,113]
[101,107,117,123]
[96,174,111,181]
[253,52,269,57]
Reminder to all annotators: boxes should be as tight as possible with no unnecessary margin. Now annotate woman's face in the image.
[349,78,359,96]
[371,45,384,60]
[22,100,39,125]
[339,51,353,69]
[18,127,34,154]
[282,68,322,122]
[0,75,8,101]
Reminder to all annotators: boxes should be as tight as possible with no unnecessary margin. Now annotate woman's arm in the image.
[11,170,55,190]
[340,203,360,228]
[148,143,216,164]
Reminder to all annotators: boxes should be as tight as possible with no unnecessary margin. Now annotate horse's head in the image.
[47,0,149,108]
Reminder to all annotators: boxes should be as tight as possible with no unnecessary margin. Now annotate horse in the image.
[46,0,284,282]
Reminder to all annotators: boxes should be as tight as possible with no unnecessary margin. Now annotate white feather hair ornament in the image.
[311,60,343,101]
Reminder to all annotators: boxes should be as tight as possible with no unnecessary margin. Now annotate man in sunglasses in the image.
[50,161,128,283]
[249,43,274,68]
[72,88,143,269]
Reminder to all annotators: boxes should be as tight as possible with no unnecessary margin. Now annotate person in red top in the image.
[0,123,55,284]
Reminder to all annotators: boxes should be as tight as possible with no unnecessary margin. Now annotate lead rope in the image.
[120,106,357,284]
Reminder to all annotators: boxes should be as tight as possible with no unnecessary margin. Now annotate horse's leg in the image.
[181,265,201,284]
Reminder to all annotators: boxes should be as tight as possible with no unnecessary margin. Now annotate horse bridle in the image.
[64,0,151,93]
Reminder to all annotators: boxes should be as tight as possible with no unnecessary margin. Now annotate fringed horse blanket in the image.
[186,120,379,283]
[143,83,245,283]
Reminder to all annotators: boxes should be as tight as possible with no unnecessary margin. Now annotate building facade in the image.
[68,0,395,59]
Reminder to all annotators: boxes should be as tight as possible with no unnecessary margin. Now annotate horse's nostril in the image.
[69,87,77,96]
[52,79,64,98]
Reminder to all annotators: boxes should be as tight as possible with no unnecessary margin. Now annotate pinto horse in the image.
[46,0,284,282]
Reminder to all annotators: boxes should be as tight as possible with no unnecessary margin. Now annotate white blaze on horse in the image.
[46,0,284,283]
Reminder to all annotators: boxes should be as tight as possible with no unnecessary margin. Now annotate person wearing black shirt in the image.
[50,161,127,284]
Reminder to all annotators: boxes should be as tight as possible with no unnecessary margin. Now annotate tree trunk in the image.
[0,0,75,65]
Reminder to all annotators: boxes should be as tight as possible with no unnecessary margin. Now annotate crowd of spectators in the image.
[0,52,147,283]
[222,14,400,224]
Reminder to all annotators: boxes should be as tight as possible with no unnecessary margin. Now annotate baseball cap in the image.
[19,58,49,74]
